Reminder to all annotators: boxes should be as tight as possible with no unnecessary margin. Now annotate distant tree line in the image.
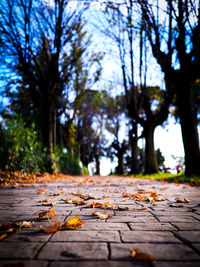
[0,0,199,175]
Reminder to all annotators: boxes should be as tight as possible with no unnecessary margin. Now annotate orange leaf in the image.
[61,216,84,230]
[0,233,8,240]
[40,220,60,233]
[39,210,55,219]
[130,248,155,261]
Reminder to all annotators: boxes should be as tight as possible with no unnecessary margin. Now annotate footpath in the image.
[0,175,200,267]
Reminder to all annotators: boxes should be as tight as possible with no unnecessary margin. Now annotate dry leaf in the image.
[16,221,35,228]
[62,198,86,205]
[0,233,8,240]
[135,206,147,211]
[39,210,55,219]
[169,203,184,207]
[175,198,189,203]
[92,211,112,220]
[37,188,47,194]
[61,216,84,230]
[40,220,60,233]
[40,199,57,206]
[49,192,63,196]
[130,248,155,261]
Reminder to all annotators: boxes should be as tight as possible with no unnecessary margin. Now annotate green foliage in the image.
[53,146,81,175]
[0,116,47,173]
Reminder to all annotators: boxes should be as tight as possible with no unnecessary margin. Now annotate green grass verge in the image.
[130,171,200,185]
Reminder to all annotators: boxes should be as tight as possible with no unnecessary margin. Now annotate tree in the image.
[137,0,200,175]
[98,0,172,174]
[0,0,88,172]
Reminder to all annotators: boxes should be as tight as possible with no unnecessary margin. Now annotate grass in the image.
[130,171,200,185]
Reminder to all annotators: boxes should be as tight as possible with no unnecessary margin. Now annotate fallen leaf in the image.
[134,206,147,211]
[39,210,55,219]
[175,198,189,203]
[49,192,63,196]
[40,199,57,206]
[40,220,60,233]
[92,211,112,220]
[0,233,8,240]
[169,203,185,207]
[16,221,35,228]
[37,188,47,194]
[62,198,86,205]
[130,248,155,261]
[61,216,84,230]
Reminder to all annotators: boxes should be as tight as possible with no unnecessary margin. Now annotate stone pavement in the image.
[0,175,200,267]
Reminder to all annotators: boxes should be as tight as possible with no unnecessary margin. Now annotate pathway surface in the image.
[0,175,200,267]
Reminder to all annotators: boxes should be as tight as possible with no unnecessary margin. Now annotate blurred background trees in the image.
[0,0,199,176]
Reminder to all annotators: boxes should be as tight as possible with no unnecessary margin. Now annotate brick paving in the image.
[0,175,200,267]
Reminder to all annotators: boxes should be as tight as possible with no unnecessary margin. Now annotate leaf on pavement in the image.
[40,220,60,233]
[130,248,155,261]
[40,199,57,206]
[62,198,86,205]
[16,221,36,228]
[175,197,189,203]
[92,211,112,220]
[37,188,47,194]
[39,210,55,219]
[61,216,84,230]
[169,203,184,207]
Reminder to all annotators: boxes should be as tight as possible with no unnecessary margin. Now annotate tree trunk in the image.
[95,155,100,175]
[176,83,200,175]
[117,151,124,175]
[143,123,158,174]
[129,123,139,174]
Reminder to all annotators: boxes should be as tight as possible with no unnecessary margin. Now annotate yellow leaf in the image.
[61,216,84,230]
[16,221,35,228]
[0,233,8,240]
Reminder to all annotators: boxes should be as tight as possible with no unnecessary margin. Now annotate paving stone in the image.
[108,215,158,223]
[121,231,181,243]
[79,222,129,231]
[153,261,200,267]
[0,260,48,267]
[0,242,43,259]
[0,229,51,242]
[50,230,120,242]
[49,261,148,267]
[157,216,197,223]
[110,243,200,260]
[37,242,108,260]
[129,222,176,231]
[175,231,200,243]
[172,222,200,230]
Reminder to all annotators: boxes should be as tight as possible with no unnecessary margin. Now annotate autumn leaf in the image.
[130,248,155,261]
[169,203,184,207]
[40,220,60,233]
[40,199,57,206]
[133,194,147,201]
[37,188,47,194]
[175,197,189,203]
[0,233,8,240]
[134,206,147,211]
[92,211,112,220]
[49,192,63,196]
[16,221,35,228]
[61,216,84,230]
[62,198,86,205]
[39,210,55,219]
[122,193,132,198]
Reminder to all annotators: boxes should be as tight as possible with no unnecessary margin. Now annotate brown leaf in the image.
[130,248,155,261]
[175,198,189,203]
[169,203,185,207]
[40,220,60,233]
[39,210,55,219]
